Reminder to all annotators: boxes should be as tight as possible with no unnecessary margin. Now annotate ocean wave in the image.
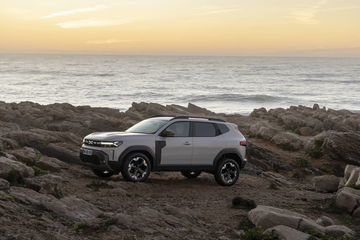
[175,94,289,103]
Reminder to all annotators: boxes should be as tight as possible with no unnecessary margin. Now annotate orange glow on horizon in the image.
[0,0,359,56]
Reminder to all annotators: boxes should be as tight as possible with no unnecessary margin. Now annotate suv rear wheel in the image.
[92,169,114,178]
[214,158,240,186]
[121,152,151,182]
[181,170,201,179]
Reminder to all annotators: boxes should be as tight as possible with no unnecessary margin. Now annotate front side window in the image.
[163,122,190,137]
[193,122,217,137]
[126,119,168,134]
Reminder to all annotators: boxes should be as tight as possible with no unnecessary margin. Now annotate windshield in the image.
[126,119,168,134]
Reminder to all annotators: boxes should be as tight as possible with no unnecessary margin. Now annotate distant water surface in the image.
[0,54,359,115]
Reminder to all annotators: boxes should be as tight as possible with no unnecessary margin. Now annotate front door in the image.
[158,121,192,165]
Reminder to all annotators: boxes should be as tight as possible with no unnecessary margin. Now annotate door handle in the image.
[184,141,191,145]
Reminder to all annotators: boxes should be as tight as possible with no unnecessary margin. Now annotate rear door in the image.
[191,122,223,165]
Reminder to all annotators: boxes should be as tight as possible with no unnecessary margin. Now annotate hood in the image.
[84,131,149,141]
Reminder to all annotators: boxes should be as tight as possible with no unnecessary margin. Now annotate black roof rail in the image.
[171,115,226,122]
[150,115,176,118]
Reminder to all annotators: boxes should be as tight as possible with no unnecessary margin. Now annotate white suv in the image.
[80,116,247,186]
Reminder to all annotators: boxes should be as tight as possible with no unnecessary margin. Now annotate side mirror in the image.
[160,130,175,137]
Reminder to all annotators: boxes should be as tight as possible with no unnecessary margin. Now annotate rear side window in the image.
[193,122,217,137]
[217,124,230,134]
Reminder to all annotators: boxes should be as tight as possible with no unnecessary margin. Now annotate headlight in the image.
[83,139,122,147]
[100,141,122,147]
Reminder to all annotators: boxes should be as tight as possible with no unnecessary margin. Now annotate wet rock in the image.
[313,175,340,193]
[0,156,35,179]
[265,225,310,240]
[316,216,335,227]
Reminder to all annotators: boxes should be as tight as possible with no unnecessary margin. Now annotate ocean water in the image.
[0,54,359,115]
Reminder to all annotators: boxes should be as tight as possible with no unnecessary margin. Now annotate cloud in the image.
[86,39,137,44]
[41,5,107,19]
[291,0,328,24]
[197,8,242,16]
[57,19,132,29]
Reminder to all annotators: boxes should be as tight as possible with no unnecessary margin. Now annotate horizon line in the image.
[1,51,360,59]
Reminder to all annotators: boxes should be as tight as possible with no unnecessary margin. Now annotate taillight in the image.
[240,141,247,147]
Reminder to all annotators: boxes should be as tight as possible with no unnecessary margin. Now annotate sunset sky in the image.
[1,0,359,56]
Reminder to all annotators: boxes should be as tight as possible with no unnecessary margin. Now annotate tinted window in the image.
[218,124,229,134]
[194,122,217,137]
[164,122,190,137]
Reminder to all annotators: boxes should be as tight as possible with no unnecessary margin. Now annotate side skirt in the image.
[153,164,214,172]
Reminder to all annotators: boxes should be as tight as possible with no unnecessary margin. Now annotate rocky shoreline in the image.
[1,101,360,239]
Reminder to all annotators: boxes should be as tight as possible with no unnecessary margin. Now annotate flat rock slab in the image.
[0,156,34,178]
[265,225,310,240]
[10,187,102,223]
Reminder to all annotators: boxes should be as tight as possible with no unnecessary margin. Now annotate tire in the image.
[121,152,151,182]
[92,169,114,178]
[214,158,240,186]
[181,170,201,179]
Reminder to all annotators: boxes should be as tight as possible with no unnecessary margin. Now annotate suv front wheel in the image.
[214,158,240,186]
[121,152,151,182]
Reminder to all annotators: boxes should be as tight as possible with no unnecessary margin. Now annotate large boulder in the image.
[336,187,360,215]
[248,205,316,231]
[0,156,34,179]
[35,156,67,172]
[248,205,354,237]
[249,121,280,140]
[324,225,354,238]
[271,132,305,151]
[25,174,64,198]
[265,225,310,240]
[7,147,39,165]
[322,131,360,165]
[312,175,340,193]
[315,216,334,227]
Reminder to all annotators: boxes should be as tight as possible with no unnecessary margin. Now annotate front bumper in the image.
[79,148,112,171]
